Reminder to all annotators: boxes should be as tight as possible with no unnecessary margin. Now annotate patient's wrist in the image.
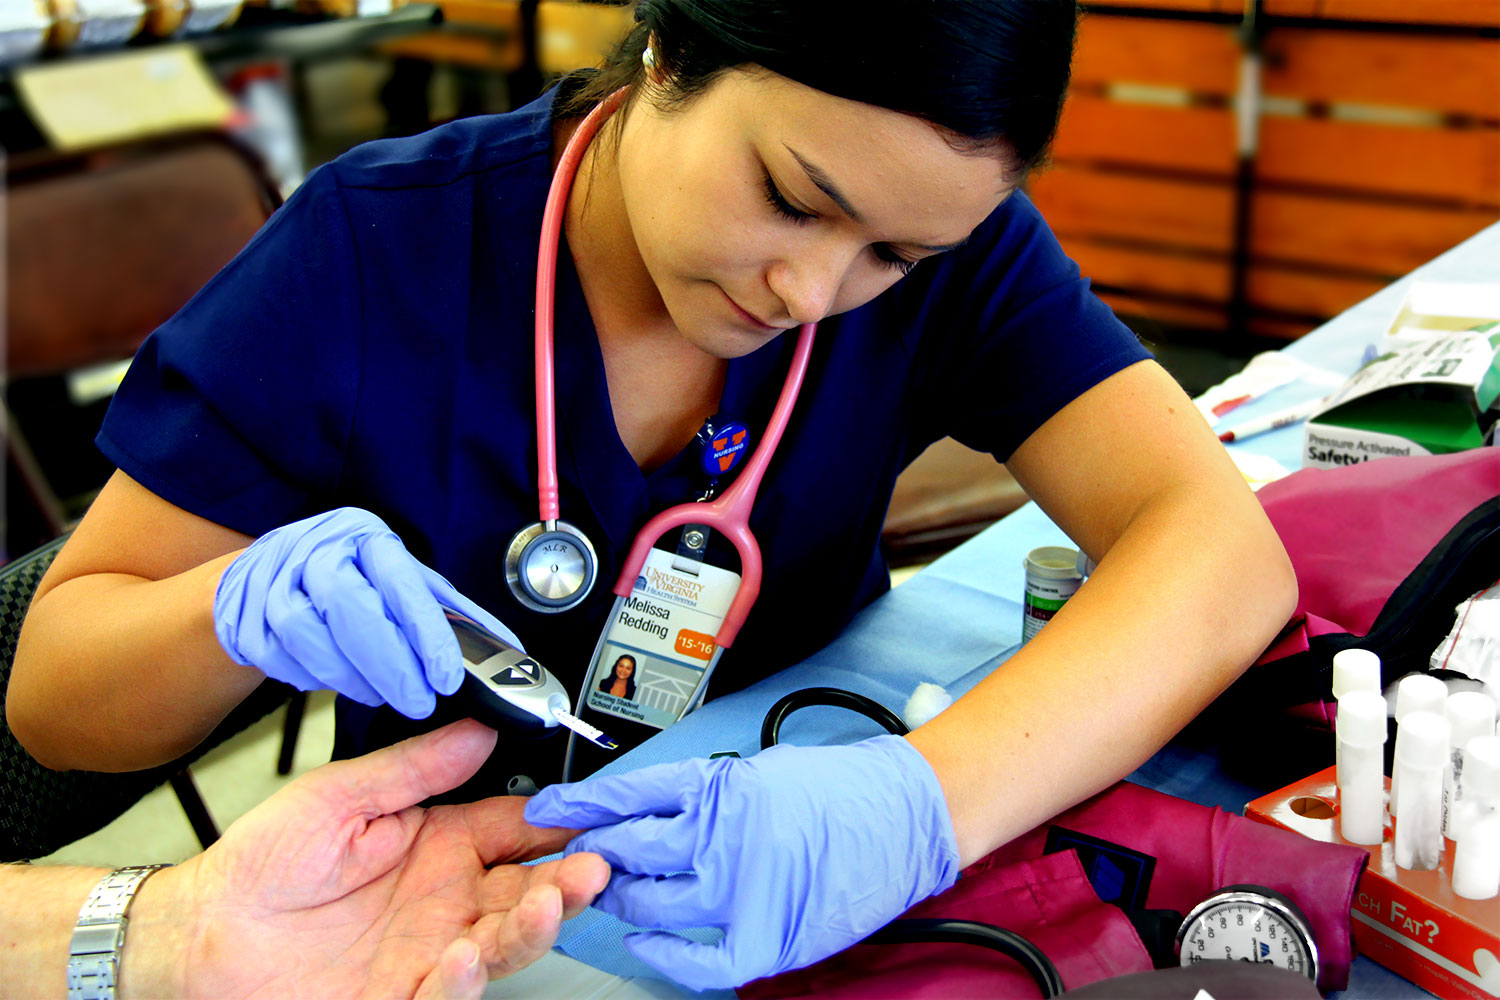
[117,864,192,1000]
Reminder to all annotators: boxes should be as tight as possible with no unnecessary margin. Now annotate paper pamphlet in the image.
[14,44,234,150]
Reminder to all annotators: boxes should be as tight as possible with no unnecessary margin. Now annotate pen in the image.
[1217,397,1330,443]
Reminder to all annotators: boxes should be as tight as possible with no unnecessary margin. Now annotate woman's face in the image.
[614,69,1015,359]
[616,657,635,679]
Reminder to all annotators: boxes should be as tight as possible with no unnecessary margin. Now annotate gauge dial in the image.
[1176,884,1318,981]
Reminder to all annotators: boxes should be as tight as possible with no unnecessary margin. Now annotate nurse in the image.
[8,0,1295,989]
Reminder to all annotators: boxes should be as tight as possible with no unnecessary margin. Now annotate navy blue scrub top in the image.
[99,82,1150,793]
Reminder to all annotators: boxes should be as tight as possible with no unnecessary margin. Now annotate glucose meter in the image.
[446,609,618,749]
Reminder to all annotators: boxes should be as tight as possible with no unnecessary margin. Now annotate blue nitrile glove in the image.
[524,734,961,990]
[214,507,521,718]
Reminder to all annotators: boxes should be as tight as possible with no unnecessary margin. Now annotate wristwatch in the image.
[67,864,171,1000]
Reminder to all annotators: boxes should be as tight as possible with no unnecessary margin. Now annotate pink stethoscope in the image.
[502,88,817,658]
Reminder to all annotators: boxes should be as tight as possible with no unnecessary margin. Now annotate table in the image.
[489,220,1500,999]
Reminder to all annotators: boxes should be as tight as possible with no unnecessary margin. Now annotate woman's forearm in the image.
[7,551,262,771]
[908,482,1296,865]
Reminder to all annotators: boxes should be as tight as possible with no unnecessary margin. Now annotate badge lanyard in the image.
[507,89,818,777]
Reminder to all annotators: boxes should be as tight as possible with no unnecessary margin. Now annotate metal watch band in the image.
[67,864,171,1000]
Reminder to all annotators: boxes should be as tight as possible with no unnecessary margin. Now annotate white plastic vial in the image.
[1454,813,1500,901]
[1332,649,1384,779]
[1393,710,1450,871]
[1337,690,1389,845]
[1452,735,1500,900]
[1442,691,1497,840]
[1389,674,1448,817]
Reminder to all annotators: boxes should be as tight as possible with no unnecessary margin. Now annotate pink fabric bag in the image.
[1244,449,1500,726]
[740,781,1368,999]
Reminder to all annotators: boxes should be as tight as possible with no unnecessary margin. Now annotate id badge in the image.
[583,546,739,730]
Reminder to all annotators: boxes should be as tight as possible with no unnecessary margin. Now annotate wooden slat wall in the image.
[534,0,634,74]
[1251,194,1498,274]
[1261,28,1500,115]
[1047,97,1239,174]
[1071,15,1240,90]
[381,0,636,76]
[1086,0,1500,27]
[1265,0,1500,28]
[1257,118,1499,204]
[1030,166,1235,250]
[380,0,524,72]
[1035,5,1500,340]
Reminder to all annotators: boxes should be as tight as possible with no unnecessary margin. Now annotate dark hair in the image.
[559,0,1078,173]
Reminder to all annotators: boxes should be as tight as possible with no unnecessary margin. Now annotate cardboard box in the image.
[1246,766,1500,999]
[1303,283,1500,470]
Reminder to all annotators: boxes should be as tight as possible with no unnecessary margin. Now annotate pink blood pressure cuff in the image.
[740,780,1368,998]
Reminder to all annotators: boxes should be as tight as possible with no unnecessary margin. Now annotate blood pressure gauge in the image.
[1175,884,1319,981]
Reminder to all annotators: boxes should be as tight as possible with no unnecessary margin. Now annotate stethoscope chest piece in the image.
[504,519,598,613]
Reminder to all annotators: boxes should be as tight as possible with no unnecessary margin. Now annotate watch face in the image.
[1177,888,1318,980]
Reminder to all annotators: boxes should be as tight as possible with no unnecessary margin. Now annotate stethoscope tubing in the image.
[609,322,815,649]
[532,86,816,649]
[534,89,629,526]
[536,88,817,780]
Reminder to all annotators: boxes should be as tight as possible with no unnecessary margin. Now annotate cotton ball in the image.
[904,682,953,729]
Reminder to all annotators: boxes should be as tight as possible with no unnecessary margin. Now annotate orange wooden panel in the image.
[1052,96,1238,175]
[1072,14,1240,93]
[381,30,524,71]
[1029,165,1235,251]
[1246,265,1388,318]
[1084,0,1240,13]
[1063,240,1232,302]
[439,0,520,27]
[1251,191,1498,274]
[1262,30,1500,118]
[1266,0,1500,28]
[1258,117,1500,207]
[537,0,633,74]
[1093,289,1229,330]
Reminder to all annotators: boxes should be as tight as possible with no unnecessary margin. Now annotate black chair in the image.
[0,535,303,861]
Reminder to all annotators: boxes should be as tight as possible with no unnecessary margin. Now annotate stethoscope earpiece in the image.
[504,520,598,613]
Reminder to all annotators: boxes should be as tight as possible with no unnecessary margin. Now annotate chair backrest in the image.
[5,130,281,378]
[0,536,292,860]
[3,130,281,559]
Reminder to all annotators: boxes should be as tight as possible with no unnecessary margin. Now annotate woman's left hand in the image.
[524,735,960,990]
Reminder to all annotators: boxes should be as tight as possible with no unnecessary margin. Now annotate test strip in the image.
[553,706,620,750]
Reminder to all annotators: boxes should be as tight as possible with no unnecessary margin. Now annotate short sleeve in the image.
[899,191,1152,462]
[97,163,363,536]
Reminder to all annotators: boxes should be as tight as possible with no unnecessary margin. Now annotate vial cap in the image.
[1332,649,1382,700]
[1337,690,1389,747]
[1446,691,1497,750]
[1464,735,1500,800]
[1394,673,1448,722]
[1395,710,1451,769]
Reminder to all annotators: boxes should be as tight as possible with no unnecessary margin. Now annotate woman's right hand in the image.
[213,507,520,718]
